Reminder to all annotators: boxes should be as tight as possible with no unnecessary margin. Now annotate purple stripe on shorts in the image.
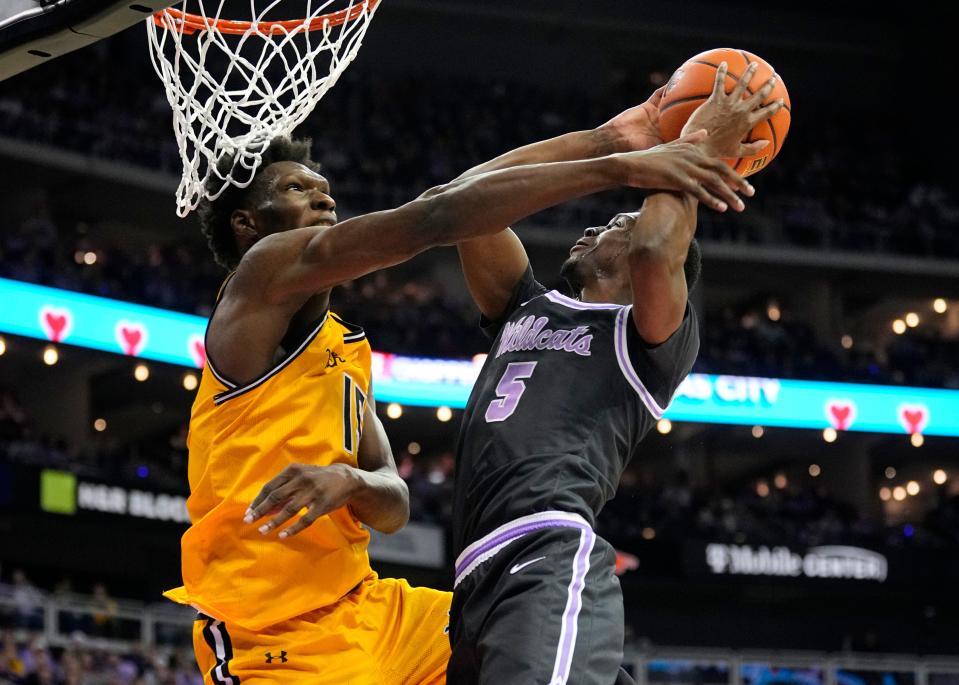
[455,517,585,578]
[551,527,595,683]
[456,512,597,685]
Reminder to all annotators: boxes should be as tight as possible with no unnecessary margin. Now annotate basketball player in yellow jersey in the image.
[165,129,754,684]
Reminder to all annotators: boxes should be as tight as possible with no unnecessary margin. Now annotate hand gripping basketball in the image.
[681,61,784,160]
[659,48,791,177]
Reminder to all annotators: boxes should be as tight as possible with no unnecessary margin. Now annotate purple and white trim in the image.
[454,511,590,586]
[454,511,595,685]
[550,525,595,685]
[545,291,623,311]
[614,306,668,419]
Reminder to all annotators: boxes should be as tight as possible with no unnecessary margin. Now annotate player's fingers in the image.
[712,61,728,98]
[738,139,770,158]
[746,76,777,109]
[709,158,754,196]
[647,85,667,108]
[277,506,323,539]
[731,62,759,100]
[702,172,746,212]
[258,497,309,535]
[749,98,784,125]
[699,159,750,212]
[246,476,298,524]
[684,175,728,212]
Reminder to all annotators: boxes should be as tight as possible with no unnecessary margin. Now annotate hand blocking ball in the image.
[659,48,791,177]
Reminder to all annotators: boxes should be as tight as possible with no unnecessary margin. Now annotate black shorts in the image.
[448,511,635,685]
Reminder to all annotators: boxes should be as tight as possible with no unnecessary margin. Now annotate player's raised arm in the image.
[627,62,783,344]
[450,84,770,322]
[452,87,674,321]
[247,147,752,308]
[452,87,667,183]
[453,129,757,321]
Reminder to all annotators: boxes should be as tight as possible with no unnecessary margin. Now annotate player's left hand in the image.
[244,463,358,539]
[681,61,783,159]
[599,86,666,152]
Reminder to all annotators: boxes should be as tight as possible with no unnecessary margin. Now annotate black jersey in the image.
[452,267,699,555]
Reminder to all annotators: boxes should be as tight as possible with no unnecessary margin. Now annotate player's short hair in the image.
[197,136,323,270]
[685,237,702,292]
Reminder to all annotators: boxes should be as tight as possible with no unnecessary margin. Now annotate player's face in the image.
[253,161,338,235]
[560,212,636,290]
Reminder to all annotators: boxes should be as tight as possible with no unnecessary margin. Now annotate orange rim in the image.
[152,0,379,36]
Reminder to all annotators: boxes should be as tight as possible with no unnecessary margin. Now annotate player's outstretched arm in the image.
[627,62,784,344]
[456,129,756,321]
[244,398,410,537]
[452,86,667,183]
[248,147,750,307]
[452,88,669,321]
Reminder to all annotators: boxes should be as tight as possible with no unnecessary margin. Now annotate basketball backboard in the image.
[0,0,176,81]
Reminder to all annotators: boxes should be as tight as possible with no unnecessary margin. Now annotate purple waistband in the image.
[454,512,590,579]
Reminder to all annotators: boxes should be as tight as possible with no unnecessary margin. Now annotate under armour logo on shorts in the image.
[264,651,288,664]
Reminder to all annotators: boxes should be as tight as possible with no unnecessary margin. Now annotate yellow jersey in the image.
[164,302,374,632]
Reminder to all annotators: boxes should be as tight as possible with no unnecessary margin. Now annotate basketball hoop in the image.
[146,0,381,217]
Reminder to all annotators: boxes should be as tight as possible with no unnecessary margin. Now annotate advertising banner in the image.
[2,278,957,436]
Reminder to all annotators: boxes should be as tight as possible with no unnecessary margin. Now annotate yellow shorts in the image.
[193,574,451,685]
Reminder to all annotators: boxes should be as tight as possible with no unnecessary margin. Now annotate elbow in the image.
[380,478,410,534]
[628,234,672,264]
[378,516,409,535]
[627,220,693,265]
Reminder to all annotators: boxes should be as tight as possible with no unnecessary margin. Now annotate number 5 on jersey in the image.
[485,361,537,423]
[343,374,367,454]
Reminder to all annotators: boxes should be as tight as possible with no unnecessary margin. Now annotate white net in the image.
[146,0,380,217]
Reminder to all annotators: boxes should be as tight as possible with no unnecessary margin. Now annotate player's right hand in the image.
[615,132,755,213]
[598,85,667,152]
[244,462,359,539]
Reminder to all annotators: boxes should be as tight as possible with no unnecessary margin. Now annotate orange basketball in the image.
[658,48,791,177]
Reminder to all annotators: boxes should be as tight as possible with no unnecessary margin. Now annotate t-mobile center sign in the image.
[704,543,888,582]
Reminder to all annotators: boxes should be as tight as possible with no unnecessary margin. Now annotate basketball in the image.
[658,48,791,177]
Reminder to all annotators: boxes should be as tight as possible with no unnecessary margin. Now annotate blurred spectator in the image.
[0,630,202,684]
[52,580,83,637]
[11,571,44,632]
[1,630,26,682]
[89,585,117,640]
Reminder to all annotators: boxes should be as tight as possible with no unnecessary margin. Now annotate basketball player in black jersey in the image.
[446,63,782,684]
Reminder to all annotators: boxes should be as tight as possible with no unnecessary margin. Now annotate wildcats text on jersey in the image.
[495,315,594,359]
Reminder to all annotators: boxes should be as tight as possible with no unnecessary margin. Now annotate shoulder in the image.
[231,227,326,305]
[240,227,324,269]
[615,302,699,417]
